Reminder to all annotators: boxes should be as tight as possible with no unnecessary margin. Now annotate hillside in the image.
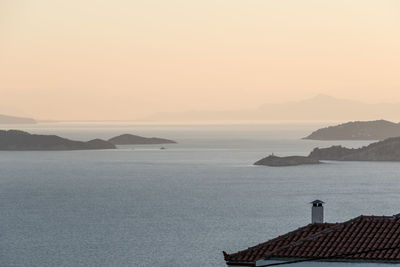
[304,120,400,140]
[309,137,400,161]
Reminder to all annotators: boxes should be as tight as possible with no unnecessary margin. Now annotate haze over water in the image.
[2,1,400,121]
[1,123,399,266]
[2,1,400,266]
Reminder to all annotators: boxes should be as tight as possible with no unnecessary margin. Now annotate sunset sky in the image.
[1,0,399,120]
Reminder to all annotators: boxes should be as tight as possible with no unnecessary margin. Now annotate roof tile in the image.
[224,215,400,264]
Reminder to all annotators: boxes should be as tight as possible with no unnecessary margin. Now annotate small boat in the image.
[160,147,166,150]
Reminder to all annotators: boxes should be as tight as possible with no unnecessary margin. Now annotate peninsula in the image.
[0,114,36,124]
[255,136,400,166]
[304,120,400,140]
[254,155,320,167]
[108,134,176,145]
[0,130,115,150]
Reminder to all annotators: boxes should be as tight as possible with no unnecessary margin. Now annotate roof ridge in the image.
[360,214,397,219]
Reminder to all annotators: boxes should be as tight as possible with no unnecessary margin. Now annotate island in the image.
[254,155,320,166]
[303,120,400,140]
[108,134,177,145]
[0,114,36,124]
[0,130,115,150]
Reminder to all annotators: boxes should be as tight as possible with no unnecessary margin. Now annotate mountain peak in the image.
[299,94,359,105]
[312,94,336,100]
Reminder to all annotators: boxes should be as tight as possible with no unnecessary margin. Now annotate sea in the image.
[1,122,400,267]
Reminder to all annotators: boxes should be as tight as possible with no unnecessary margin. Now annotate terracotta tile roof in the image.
[223,223,337,263]
[224,215,400,265]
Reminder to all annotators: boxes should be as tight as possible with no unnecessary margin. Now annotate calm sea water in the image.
[1,123,400,266]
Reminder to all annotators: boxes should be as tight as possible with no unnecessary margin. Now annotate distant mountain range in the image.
[304,120,400,140]
[5,94,400,123]
[142,94,400,122]
[0,114,36,124]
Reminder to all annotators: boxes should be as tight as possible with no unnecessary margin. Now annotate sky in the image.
[1,0,399,120]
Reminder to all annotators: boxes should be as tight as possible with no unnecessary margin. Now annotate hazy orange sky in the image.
[1,0,399,120]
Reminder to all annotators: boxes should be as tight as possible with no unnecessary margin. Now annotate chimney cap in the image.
[310,200,325,205]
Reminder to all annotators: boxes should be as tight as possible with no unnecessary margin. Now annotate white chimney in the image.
[310,200,324,223]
